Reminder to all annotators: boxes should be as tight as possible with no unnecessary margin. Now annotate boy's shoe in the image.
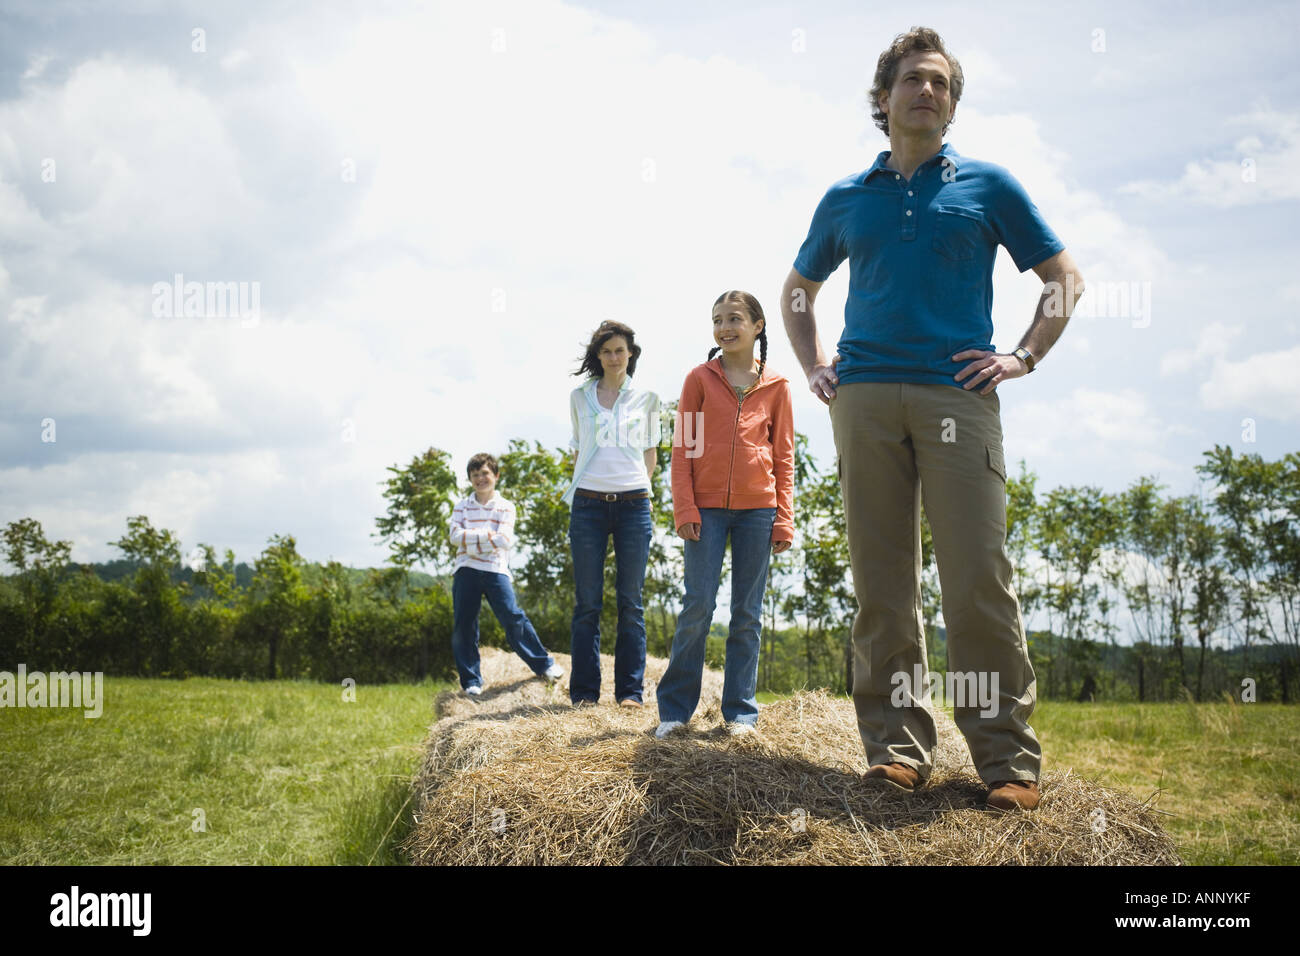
[464,685,483,697]
[543,664,565,682]
[618,698,642,709]
[654,721,685,739]
[571,698,597,708]
[727,722,757,736]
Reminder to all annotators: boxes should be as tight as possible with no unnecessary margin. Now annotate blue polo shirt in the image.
[793,143,1064,388]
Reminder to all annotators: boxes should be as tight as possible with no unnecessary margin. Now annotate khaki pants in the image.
[829,382,1040,785]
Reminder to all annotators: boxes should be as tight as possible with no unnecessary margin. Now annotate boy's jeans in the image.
[568,492,652,704]
[657,507,776,726]
[452,566,555,690]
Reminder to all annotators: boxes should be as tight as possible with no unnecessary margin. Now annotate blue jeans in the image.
[452,567,555,690]
[657,507,775,725]
[568,491,652,703]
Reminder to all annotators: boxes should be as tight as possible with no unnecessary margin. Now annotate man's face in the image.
[878,51,955,136]
[469,465,497,496]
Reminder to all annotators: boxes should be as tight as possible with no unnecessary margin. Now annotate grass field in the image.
[2,679,1296,864]
[0,676,448,865]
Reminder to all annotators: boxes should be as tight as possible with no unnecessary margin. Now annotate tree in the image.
[374,447,461,576]
[782,438,853,691]
[248,534,308,679]
[497,439,578,648]
[1005,460,1043,626]
[1184,493,1229,700]
[2,518,73,658]
[111,515,184,675]
[1197,446,1296,700]
[1038,487,1120,699]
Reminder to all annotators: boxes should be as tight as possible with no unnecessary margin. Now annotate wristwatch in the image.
[1012,346,1036,373]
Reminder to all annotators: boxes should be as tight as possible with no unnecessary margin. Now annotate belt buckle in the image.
[603,492,618,502]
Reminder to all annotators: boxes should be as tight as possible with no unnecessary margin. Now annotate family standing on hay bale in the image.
[448,26,1085,813]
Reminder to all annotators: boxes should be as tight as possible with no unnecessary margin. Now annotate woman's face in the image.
[598,335,630,377]
[712,303,762,358]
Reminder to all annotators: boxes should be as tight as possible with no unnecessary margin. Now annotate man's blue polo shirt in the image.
[793,143,1064,389]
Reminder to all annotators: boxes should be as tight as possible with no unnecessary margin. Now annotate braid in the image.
[756,327,768,378]
[707,345,722,363]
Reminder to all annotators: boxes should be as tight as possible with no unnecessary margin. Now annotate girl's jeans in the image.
[657,507,776,726]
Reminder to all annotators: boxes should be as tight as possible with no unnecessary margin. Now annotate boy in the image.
[449,453,564,696]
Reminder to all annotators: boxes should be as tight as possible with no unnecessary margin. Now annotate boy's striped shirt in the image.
[448,492,516,578]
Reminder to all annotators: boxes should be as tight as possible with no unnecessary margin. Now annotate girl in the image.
[656,291,794,737]
[563,321,662,707]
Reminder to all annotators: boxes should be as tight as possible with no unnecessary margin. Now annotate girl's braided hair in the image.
[707,290,767,378]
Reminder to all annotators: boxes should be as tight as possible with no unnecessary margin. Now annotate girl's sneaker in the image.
[464,685,483,697]
[654,721,685,739]
[727,722,756,736]
[543,664,565,682]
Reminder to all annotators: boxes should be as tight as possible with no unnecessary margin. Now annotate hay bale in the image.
[404,648,1181,865]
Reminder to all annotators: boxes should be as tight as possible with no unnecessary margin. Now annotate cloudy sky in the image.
[2,0,1297,571]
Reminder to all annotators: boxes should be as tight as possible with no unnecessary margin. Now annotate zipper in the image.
[716,361,767,509]
[724,392,743,508]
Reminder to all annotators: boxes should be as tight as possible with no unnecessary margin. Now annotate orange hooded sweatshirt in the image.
[671,357,795,542]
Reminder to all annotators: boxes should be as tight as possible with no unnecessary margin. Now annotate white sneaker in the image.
[544,664,565,682]
[654,721,685,739]
[727,722,756,736]
[464,685,483,697]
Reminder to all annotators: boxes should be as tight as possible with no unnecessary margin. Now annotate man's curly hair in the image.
[868,26,964,137]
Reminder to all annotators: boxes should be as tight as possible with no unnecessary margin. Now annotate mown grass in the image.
[1034,696,1300,865]
[0,676,448,865]
[3,679,1295,864]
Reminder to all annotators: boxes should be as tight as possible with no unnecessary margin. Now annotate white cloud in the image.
[1199,346,1300,421]
[1159,321,1243,376]
[1119,106,1300,207]
[1005,387,1188,479]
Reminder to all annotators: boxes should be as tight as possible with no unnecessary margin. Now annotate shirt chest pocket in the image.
[931,206,984,262]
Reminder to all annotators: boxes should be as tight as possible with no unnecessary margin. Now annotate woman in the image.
[563,321,661,707]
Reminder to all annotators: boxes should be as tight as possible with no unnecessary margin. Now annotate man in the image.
[781,27,1084,811]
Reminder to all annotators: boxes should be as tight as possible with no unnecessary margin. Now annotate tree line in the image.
[2,413,1296,701]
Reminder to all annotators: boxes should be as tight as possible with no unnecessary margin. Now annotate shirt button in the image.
[907,190,914,196]
[894,174,901,180]
[905,209,912,216]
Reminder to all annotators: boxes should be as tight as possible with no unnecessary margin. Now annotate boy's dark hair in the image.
[466,452,499,478]
[574,321,641,379]
[869,26,964,137]
[707,290,768,379]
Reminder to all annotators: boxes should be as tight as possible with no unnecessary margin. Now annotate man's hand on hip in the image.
[952,350,1028,395]
[808,354,842,405]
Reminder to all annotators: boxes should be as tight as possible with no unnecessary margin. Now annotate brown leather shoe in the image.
[986,779,1040,810]
[864,762,922,792]
[618,698,642,709]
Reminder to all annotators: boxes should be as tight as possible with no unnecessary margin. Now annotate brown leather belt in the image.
[575,489,650,502]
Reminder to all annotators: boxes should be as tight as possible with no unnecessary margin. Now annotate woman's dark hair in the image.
[574,320,641,379]
[707,290,768,378]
